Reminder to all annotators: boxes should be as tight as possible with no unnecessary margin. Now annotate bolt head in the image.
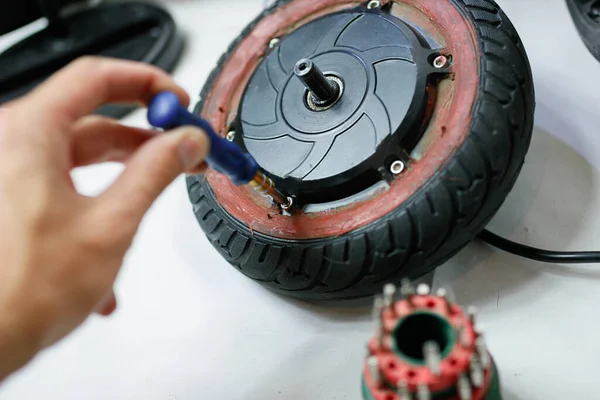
[416,283,430,295]
[281,196,293,210]
[367,355,379,368]
[590,4,600,20]
[390,160,405,175]
[268,38,280,49]
[367,0,380,9]
[433,55,449,69]
[383,283,396,295]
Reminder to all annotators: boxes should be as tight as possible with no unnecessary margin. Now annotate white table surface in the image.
[2,0,600,399]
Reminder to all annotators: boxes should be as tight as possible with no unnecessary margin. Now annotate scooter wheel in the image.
[567,0,600,61]
[187,0,535,300]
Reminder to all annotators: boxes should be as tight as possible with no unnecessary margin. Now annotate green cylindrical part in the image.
[484,361,503,400]
[360,361,503,400]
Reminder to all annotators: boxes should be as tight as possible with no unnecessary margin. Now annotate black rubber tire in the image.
[566,0,600,61]
[187,0,535,301]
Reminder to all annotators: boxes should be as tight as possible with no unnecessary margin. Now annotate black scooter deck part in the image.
[567,0,600,61]
[0,1,183,119]
[0,0,85,36]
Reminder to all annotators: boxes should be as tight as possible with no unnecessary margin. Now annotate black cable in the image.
[478,229,600,264]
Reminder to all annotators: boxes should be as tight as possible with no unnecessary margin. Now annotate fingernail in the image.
[177,127,208,170]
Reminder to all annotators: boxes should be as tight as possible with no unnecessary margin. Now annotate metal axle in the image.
[294,58,340,107]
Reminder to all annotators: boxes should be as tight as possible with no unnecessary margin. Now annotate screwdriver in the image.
[147,91,292,209]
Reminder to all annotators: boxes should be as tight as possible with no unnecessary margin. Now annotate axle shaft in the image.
[294,58,340,106]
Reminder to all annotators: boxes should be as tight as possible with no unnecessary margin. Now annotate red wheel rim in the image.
[200,0,480,240]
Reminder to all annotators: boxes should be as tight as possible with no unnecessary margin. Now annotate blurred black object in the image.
[0,0,183,118]
[0,0,78,35]
[567,0,600,61]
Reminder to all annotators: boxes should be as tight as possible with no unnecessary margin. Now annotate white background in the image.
[2,0,600,399]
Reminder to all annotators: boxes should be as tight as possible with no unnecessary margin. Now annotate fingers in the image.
[70,116,157,167]
[94,290,117,317]
[98,126,209,229]
[188,163,209,175]
[71,116,210,172]
[16,57,189,132]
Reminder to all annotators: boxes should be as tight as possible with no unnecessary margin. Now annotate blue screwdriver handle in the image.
[147,91,259,186]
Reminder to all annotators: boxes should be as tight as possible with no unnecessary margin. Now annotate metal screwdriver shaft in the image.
[147,91,292,208]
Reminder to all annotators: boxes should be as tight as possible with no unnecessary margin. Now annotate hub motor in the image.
[188,0,535,300]
[235,8,448,205]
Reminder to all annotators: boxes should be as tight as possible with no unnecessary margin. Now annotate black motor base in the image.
[235,6,449,206]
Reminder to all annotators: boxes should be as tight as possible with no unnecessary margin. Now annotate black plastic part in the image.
[0,0,85,35]
[0,1,183,119]
[236,8,446,205]
[567,0,600,61]
[188,0,535,300]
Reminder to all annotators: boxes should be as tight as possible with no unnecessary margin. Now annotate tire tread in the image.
[187,0,535,300]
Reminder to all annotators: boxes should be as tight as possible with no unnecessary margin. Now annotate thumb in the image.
[95,289,117,317]
[100,126,209,224]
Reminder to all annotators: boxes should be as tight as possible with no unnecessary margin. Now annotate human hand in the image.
[0,57,209,380]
